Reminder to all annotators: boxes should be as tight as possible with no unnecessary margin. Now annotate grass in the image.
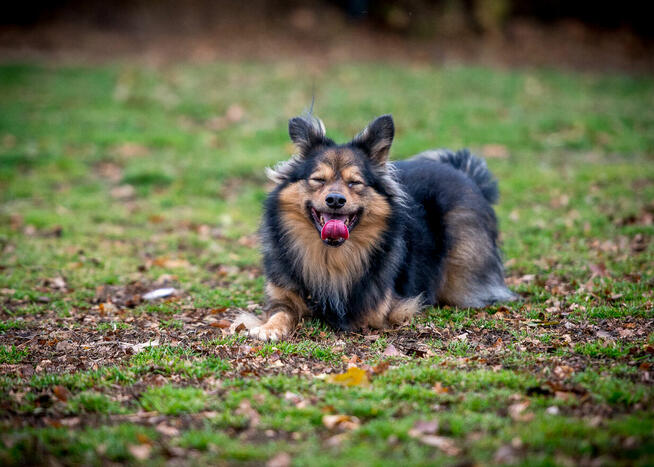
[0,345,28,364]
[0,61,653,466]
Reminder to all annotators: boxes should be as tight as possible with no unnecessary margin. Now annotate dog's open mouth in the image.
[308,206,361,247]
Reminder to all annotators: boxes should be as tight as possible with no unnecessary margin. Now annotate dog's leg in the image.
[387,296,422,325]
[361,293,392,329]
[249,283,309,341]
[438,208,515,307]
[361,294,422,329]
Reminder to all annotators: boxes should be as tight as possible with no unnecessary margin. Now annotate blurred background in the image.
[1,0,652,71]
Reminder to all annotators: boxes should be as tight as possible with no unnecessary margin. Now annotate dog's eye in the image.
[310,178,325,184]
[348,181,363,188]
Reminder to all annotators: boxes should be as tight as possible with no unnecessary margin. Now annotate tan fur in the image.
[360,293,422,329]
[437,208,492,306]
[387,296,422,325]
[277,150,391,300]
[361,292,392,329]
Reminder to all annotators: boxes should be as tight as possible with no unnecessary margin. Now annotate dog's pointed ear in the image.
[288,114,327,156]
[352,115,394,165]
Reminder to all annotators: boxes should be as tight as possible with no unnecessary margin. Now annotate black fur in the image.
[261,115,514,330]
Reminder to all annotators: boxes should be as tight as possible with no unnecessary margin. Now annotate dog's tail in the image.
[417,149,499,204]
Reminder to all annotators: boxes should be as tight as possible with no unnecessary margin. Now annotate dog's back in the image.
[393,149,515,308]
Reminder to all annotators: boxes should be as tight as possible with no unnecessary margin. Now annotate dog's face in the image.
[304,147,367,246]
[267,114,398,249]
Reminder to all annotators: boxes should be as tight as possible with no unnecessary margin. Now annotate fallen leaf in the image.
[326,367,370,387]
[494,444,519,463]
[267,452,292,467]
[235,399,260,428]
[322,414,361,431]
[210,319,232,329]
[382,343,403,357]
[409,419,439,436]
[156,423,180,437]
[432,382,451,394]
[508,401,534,422]
[153,258,191,269]
[128,444,152,461]
[555,391,577,401]
[371,360,390,375]
[110,185,135,200]
[596,329,614,340]
[553,365,574,379]
[412,434,461,456]
[52,385,70,402]
[119,340,160,353]
[225,104,245,122]
[589,263,609,278]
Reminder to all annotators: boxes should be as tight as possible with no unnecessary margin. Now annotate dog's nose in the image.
[325,193,346,209]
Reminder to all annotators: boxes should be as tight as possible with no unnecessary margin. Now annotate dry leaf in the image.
[508,401,534,422]
[235,399,260,428]
[371,360,390,375]
[153,258,190,269]
[553,365,574,379]
[409,419,439,436]
[589,263,609,278]
[128,444,152,461]
[155,423,180,437]
[119,340,160,353]
[267,452,292,467]
[382,343,403,357]
[110,185,135,200]
[326,367,370,387]
[554,391,576,401]
[52,385,70,402]
[322,414,361,431]
[412,434,461,456]
[432,382,451,394]
[211,319,232,329]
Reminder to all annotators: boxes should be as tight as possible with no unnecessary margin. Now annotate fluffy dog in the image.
[238,113,514,340]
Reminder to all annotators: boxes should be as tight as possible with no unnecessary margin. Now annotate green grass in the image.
[139,384,209,415]
[0,61,653,466]
[0,345,28,364]
[97,321,130,332]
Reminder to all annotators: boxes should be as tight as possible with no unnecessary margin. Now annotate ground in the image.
[0,62,653,466]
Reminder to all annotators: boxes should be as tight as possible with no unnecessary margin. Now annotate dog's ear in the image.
[288,114,327,156]
[352,115,394,165]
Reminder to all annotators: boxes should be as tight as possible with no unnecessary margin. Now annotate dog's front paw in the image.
[248,311,294,341]
[249,324,284,341]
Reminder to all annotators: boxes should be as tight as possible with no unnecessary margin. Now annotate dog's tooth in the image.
[320,215,324,225]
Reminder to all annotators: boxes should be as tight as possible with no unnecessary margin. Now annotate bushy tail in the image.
[417,149,499,204]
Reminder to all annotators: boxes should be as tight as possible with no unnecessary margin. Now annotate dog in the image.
[235,113,515,341]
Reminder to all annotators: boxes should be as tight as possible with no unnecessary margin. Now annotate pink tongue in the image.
[321,219,349,241]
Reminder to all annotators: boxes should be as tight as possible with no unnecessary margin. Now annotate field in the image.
[0,62,653,465]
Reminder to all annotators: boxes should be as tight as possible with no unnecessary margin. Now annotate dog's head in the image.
[267,114,404,248]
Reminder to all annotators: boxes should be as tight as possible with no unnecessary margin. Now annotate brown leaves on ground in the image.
[408,419,461,456]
